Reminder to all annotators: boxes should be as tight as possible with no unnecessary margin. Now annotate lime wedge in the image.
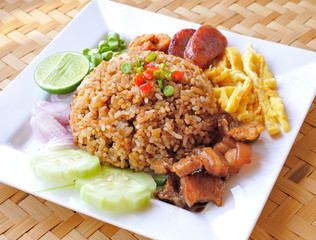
[34,51,90,94]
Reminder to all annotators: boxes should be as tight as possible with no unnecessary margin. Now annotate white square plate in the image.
[0,0,315,239]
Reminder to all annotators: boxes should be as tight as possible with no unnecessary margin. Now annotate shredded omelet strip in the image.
[205,44,290,136]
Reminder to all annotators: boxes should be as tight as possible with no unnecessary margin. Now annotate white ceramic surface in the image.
[0,0,316,239]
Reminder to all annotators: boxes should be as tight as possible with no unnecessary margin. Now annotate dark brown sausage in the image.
[184,25,227,69]
[168,29,196,58]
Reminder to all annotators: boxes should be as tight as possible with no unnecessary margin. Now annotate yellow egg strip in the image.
[205,44,290,136]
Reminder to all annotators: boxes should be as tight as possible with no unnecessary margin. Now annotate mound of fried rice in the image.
[70,51,219,171]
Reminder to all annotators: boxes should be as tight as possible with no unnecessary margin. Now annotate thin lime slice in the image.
[34,51,90,94]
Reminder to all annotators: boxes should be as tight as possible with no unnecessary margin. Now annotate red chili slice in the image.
[133,74,144,86]
[142,69,154,80]
[139,81,153,93]
[172,71,183,81]
[145,62,156,69]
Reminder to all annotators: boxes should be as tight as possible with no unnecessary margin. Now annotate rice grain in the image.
[70,51,218,171]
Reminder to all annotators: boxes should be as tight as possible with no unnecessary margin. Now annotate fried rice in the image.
[69,50,219,172]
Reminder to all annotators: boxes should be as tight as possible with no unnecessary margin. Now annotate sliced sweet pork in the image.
[180,173,226,207]
[153,173,186,208]
[227,121,265,142]
[170,142,251,178]
[172,155,202,177]
[154,172,226,208]
[225,142,253,175]
[151,158,173,174]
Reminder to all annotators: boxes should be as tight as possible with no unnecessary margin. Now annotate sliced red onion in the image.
[31,92,76,149]
[65,123,72,133]
[45,134,76,150]
[37,100,71,125]
[30,110,69,143]
[50,92,74,104]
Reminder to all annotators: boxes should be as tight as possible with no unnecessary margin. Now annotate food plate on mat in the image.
[0,0,315,239]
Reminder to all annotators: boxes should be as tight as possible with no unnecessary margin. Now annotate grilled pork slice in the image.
[171,138,252,178]
[225,142,253,175]
[172,155,202,177]
[217,113,264,142]
[154,172,226,208]
[228,121,265,142]
[151,158,174,174]
[199,148,229,177]
[180,173,226,207]
[153,173,186,208]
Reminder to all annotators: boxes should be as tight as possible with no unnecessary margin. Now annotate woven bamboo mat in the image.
[0,0,316,239]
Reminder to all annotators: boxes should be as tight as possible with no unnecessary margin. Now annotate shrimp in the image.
[128,33,171,53]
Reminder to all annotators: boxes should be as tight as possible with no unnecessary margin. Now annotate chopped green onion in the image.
[98,40,108,50]
[153,70,166,80]
[157,80,164,90]
[102,51,113,61]
[89,62,95,72]
[100,46,110,53]
[137,66,145,74]
[82,48,90,56]
[91,54,103,66]
[154,177,167,186]
[136,57,145,67]
[107,32,120,42]
[88,48,99,55]
[108,40,119,51]
[82,32,127,73]
[85,55,91,61]
[82,49,92,62]
[147,52,158,61]
[165,72,173,81]
[163,85,174,96]
[113,52,121,57]
[160,63,166,69]
[119,39,127,49]
[121,62,133,73]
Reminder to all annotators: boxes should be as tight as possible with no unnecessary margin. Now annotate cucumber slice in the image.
[76,166,156,211]
[30,148,101,184]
